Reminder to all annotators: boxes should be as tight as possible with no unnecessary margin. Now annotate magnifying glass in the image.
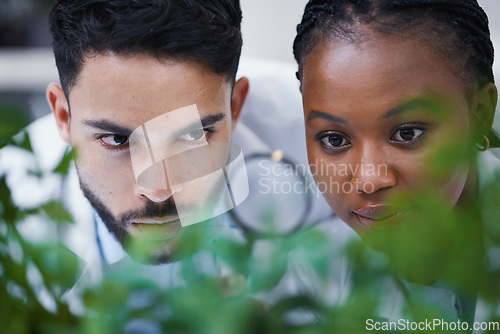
[229,150,313,238]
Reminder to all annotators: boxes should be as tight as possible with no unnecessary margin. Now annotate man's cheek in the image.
[77,163,114,201]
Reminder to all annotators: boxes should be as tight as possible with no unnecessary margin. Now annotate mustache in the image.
[119,197,179,223]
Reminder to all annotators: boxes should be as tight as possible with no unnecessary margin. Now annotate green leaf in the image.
[53,148,74,176]
[40,201,74,224]
[0,176,19,224]
[10,130,33,153]
[30,244,81,296]
[2,256,29,289]
[209,238,252,276]
[0,137,12,150]
[247,241,288,293]
[0,104,30,141]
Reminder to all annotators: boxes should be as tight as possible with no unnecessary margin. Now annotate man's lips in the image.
[130,216,180,225]
[353,204,410,226]
[127,216,182,240]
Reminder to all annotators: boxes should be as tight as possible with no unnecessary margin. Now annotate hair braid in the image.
[293,0,494,86]
[390,0,494,80]
[293,1,340,70]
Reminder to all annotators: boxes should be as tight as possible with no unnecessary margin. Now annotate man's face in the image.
[50,53,241,263]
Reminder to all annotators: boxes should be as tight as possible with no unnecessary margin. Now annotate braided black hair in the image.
[293,0,494,89]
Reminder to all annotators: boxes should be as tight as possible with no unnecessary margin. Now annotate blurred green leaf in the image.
[10,131,33,153]
[2,256,29,289]
[30,244,81,296]
[40,201,74,224]
[488,128,500,148]
[53,148,74,176]
[248,240,288,293]
[209,238,252,276]
[0,176,19,224]
[0,104,30,141]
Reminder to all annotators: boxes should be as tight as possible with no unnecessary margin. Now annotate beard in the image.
[78,178,181,264]
[76,170,227,264]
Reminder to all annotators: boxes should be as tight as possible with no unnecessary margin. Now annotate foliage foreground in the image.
[1,105,500,334]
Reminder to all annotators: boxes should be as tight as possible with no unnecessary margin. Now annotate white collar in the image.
[94,212,127,265]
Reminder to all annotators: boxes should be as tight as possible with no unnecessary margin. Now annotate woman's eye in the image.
[391,127,425,143]
[179,129,208,142]
[100,134,129,147]
[318,132,351,149]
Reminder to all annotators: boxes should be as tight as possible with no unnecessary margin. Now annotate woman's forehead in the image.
[301,36,467,102]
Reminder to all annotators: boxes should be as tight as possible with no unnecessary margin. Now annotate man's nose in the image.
[351,146,397,195]
[134,184,182,203]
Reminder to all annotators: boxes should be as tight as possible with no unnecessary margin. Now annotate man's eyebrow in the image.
[171,113,227,137]
[200,113,226,128]
[82,113,226,138]
[307,110,347,125]
[384,99,436,118]
[82,119,133,137]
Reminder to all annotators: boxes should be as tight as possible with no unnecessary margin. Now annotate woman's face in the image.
[301,35,474,235]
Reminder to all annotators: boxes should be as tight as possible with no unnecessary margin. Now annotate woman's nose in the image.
[351,147,397,195]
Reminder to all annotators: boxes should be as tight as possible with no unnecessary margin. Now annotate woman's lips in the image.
[353,204,410,226]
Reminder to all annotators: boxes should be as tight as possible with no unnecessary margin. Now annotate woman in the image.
[292,0,500,324]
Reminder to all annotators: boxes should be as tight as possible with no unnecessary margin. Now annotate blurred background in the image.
[0,0,499,126]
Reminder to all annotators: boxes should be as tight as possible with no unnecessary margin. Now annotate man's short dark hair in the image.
[49,0,243,94]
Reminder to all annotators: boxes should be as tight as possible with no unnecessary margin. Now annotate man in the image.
[46,0,249,265]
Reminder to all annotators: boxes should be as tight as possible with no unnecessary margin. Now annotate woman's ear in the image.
[230,77,250,129]
[472,82,498,135]
[46,83,71,145]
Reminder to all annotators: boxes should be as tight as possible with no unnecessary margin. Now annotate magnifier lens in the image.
[232,154,310,236]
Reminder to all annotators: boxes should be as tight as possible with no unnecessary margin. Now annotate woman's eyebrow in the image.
[82,119,133,137]
[384,99,436,118]
[307,110,347,124]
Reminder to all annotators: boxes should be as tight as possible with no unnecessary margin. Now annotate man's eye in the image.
[391,127,425,143]
[99,134,129,147]
[317,132,351,149]
[179,129,209,142]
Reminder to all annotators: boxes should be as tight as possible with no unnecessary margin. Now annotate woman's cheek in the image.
[309,158,350,212]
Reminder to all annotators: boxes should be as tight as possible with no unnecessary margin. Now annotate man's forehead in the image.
[72,51,233,93]
[68,52,233,125]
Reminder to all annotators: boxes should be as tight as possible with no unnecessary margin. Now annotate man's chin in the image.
[121,220,182,264]
[123,235,180,265]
